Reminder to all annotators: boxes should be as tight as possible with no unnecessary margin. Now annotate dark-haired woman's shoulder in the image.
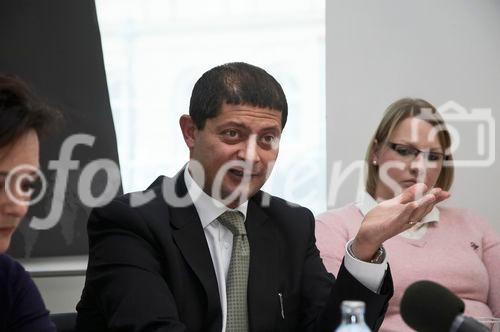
[0,254,56,332]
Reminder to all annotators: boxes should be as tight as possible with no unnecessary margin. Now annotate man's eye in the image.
[262,135,275,143]
[260,135,280,149]
[223,129,239,138]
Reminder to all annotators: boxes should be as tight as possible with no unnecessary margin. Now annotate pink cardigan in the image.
[316,204,500,332]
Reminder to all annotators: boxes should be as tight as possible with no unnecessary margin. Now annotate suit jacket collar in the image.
[246,193,281,331]
[168,170,281,330]
[168,171,222,330]
[182,165,248,228]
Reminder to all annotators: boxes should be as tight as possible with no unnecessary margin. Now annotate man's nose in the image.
[237,136,261,164]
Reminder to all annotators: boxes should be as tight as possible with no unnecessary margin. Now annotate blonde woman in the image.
[316,98,500,331]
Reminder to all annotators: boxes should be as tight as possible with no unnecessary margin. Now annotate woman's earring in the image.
[372,160,377,165]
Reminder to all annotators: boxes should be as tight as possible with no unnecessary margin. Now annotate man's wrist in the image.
[349,240,386,264]
[368,246,386,264]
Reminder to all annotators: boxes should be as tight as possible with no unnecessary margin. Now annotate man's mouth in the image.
[228,168,260,178]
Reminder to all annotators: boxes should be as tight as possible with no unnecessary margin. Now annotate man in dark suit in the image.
[76,62,447,331]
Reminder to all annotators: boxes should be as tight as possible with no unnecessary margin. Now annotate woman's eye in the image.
[396,147,411,156]
[20,180,36,193]
[428,153,442,161]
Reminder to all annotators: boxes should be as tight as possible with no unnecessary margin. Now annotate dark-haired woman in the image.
[0,74,60,332]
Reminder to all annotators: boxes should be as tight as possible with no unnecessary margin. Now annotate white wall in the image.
[21,256,87,313]
[33,276,84,314]
[326,0,500,231]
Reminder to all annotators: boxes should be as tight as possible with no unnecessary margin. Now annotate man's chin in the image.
[218,183,260,207]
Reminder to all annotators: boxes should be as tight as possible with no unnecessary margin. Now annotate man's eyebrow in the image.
[216,121,247,129]
[216,122,281,133]
[260,126,281,133]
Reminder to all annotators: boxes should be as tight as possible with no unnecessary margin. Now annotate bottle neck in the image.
[341,310,366,325]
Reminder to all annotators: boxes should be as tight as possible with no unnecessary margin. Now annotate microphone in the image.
[400,280,489,332]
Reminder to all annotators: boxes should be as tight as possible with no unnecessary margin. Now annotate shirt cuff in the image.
[343,239,388,293]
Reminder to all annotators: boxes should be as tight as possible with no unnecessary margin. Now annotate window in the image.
[96,0,326,213]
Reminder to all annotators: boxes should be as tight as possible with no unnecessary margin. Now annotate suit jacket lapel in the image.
[246,193,281,331]
[168,171,222,329]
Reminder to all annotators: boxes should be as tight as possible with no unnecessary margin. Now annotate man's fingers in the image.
[399,183,428,204]
[420,203,434,221]
[401,200,419,222]
[428,188,450,203]
[435,190,450,204]
[420,189,440,215]
[368,186,450,241]
[400,186,449,210]
[409,193,437,222]
[428,187,442,196]
[404,190,450,226]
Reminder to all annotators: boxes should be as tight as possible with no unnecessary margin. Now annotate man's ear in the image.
[179,115,197,149]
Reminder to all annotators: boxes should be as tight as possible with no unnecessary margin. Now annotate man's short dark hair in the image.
[189,62,288,129]
[0,74,61,149]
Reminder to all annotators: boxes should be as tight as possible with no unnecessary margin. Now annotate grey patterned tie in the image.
[218,210,250,332]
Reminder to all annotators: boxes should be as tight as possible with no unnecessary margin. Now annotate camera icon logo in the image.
[436,101,495,167]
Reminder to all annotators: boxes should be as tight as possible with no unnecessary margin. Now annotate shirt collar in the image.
[355,191,440,224]
[184,164,248,229]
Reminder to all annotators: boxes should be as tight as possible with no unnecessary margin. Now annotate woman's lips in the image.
[401,180,417,187]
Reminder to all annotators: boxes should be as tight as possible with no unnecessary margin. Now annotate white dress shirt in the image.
[184,166,387,332]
